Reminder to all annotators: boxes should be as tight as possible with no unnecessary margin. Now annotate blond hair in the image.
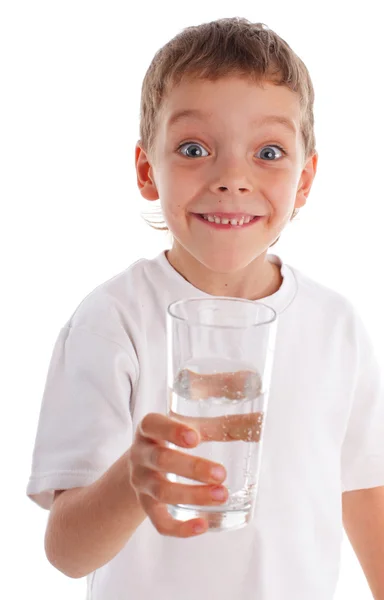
[138,17,316,240]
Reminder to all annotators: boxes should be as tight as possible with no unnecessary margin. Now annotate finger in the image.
[138,441,227,484]
[140,493,208,538]
[138,413,200,448]
[168,410,264,442]
[138,468,228,506]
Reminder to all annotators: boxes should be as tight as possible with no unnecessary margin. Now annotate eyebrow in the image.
[167,109,297,135]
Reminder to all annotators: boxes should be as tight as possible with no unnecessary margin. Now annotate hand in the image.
[128,413,228,538]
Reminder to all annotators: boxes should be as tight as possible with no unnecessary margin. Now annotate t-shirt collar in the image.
[158,250,298,315]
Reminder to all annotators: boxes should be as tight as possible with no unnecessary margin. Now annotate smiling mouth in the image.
[194,213,262,228]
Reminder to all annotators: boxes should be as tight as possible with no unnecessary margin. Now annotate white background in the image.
[1,1,383,598]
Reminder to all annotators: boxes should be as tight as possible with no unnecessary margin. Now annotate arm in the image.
[45,450,146,579]
[342,486,384,600]
[45,413,229,579]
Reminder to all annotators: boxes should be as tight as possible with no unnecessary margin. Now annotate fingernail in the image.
[182,430,197,445]
[193,523,205,534]
[210,466,226,481]
[211,486,226,500]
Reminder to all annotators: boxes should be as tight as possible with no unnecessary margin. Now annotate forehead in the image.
[160,76,301,134]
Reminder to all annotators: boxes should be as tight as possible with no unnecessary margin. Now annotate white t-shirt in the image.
[26,251,384,600]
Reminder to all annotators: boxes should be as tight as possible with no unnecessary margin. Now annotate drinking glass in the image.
[166,297,277,532]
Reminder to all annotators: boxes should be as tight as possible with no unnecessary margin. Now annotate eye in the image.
[257,145,286,161]
[178,142,209,158]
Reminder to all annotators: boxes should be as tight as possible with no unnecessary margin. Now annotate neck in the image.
[166,247,283,301]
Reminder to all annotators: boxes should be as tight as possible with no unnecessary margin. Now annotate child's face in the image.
[136,75,317,273]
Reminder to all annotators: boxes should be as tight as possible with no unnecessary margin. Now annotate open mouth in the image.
[194,214,262,228]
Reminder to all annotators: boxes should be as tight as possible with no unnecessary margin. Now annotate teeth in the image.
[202,214,255,226]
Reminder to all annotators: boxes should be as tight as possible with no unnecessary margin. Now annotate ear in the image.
[135,142,159,201]
[294,151,318,210]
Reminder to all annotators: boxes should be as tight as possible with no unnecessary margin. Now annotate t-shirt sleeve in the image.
[341,309,384,492]
[26,322,136,510]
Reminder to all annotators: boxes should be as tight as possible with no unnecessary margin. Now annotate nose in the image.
[208,157,254,195]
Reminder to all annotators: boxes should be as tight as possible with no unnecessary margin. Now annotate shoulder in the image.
[280,259,362,346]
[280,262,370,361]
[287,261,356,318]
[63,253,168,347]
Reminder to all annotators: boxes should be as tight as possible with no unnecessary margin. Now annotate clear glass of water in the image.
[166,297,278,532]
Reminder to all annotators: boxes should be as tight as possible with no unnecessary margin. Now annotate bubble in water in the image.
[170,357,264,515]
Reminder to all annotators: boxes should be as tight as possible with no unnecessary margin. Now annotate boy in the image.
[26,17,384,600]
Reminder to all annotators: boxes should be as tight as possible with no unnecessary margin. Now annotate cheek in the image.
[158,179,185,225]
[158,166,196,213]
[157,164,181,196]
[266,182,298,226]
[271,175,298,203]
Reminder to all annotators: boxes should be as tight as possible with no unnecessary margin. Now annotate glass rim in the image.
[167,296,277,329]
